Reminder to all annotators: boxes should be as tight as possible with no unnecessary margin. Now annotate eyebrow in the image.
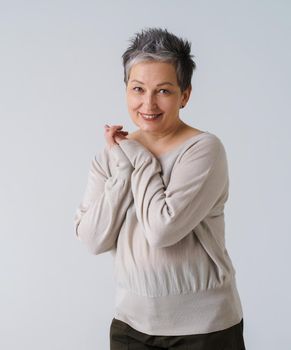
[130,79,175,86]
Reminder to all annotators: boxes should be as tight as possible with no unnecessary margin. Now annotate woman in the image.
[74,27,246,349]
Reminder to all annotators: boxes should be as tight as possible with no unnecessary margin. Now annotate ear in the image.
[181,85,192,105]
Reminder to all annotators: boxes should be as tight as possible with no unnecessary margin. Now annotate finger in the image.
[105,124,123,130]
[114,126,123,130]
[105,126,123,133]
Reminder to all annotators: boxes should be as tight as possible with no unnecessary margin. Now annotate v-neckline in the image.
[155,131,210,160]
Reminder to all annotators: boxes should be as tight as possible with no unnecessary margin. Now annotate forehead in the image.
[129,61,178,85]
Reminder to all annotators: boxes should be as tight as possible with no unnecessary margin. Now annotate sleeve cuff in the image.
[117,139,155,168]
[108,143,134,173]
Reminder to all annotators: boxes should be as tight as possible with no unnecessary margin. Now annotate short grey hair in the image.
[122,27,197,93]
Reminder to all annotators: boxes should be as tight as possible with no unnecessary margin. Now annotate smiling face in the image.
[126,61,191,136]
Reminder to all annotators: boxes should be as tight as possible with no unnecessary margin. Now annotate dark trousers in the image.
[110,317,246,350]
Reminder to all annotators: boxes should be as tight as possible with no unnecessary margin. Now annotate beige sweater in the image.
[74,131,244,336]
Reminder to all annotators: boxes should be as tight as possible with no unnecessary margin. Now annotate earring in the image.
[180,105,184,109]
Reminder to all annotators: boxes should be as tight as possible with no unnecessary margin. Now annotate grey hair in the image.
[122,27,197,93]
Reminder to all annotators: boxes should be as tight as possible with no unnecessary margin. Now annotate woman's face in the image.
[126,61,191,134]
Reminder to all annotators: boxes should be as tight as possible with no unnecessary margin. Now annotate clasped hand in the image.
[104,124,129,149]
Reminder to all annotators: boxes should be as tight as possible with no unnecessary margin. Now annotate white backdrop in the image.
[1,0,290,349]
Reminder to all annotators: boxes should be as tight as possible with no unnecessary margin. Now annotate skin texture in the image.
[104,124,128,149]
[104,61,202,154]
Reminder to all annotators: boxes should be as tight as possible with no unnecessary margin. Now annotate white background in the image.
[1,0,290,349]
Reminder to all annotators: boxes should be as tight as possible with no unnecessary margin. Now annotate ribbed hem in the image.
[114,277,243,336]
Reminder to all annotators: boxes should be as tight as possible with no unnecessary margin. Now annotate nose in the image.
[142,92,157,110]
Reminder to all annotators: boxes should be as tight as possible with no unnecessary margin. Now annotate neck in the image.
[139,120,187,144]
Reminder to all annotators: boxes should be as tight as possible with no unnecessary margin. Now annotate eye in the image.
[132,87,170,94]
[133,87,143,92]
[159,89,170,94]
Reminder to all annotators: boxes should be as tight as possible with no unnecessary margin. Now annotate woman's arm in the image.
[74,144,133,255]
[117,136,228,248]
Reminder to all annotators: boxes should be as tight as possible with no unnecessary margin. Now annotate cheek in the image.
[126,99,138,116]
[128,100,140,112]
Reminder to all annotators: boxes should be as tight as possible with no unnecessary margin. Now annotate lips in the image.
[139,112,163,119]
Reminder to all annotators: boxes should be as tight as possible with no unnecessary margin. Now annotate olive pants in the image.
[110,317,246,350]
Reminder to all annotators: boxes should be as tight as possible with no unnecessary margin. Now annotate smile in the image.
[139,112,163,121]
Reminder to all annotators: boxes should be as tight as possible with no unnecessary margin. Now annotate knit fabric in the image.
[74,131,244,336]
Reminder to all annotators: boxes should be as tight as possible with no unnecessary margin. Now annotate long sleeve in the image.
[74,143,134,255]
[117,136,228,249]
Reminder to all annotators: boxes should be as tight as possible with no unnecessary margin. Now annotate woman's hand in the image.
[104,124,129,149]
